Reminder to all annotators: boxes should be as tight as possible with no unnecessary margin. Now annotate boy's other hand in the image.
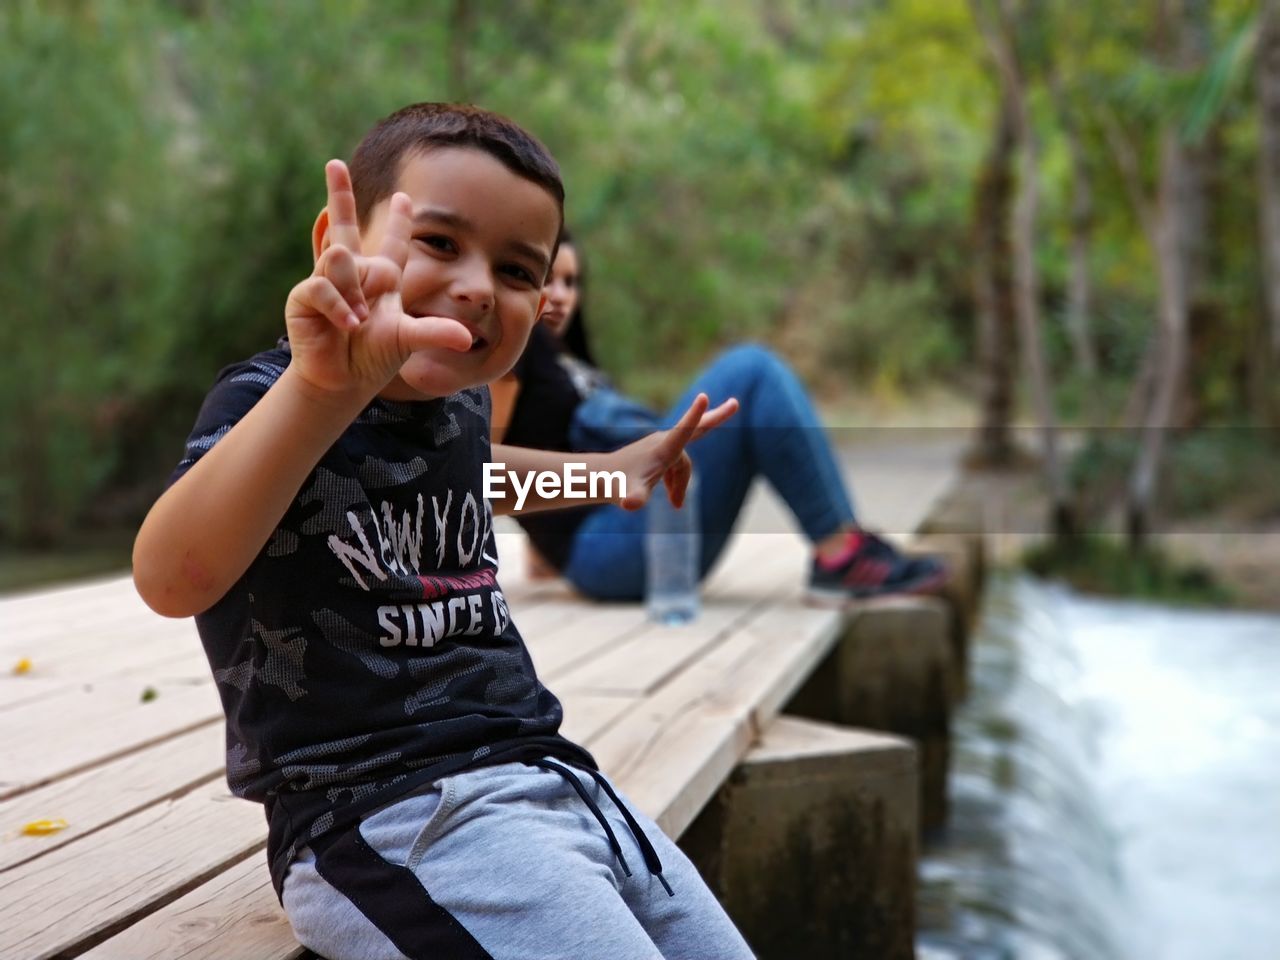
[284,160,472,398]
[615,393,739,511]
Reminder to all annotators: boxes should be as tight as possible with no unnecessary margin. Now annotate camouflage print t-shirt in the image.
[169,347,594,897]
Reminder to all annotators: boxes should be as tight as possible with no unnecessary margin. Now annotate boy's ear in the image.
[536,292,548,318]
[311,208,331,262]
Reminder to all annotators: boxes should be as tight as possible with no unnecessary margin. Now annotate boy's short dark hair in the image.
[350,102,564,234]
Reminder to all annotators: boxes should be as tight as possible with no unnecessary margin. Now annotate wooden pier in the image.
[0,437,980,958]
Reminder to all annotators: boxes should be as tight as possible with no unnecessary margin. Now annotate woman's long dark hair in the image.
[555,229,597,367]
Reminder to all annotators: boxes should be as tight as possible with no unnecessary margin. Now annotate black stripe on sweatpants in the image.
[311,826,494,960]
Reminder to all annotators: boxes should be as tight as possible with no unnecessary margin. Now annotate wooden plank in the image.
[57,542,819,958]
[0,526,820,957]
[76,691,640,960]
[76,852,303,960]
[701,534,800,592]
[551,598,768,696]
[558,692,637,747]
[740,603,850,728]
[5,574,541,657]
[0,528,531,629]
[549,535,804,703]
[0,670,221,799]
[0,599,199,660]
[0,723,225,871]
[590,595,845,839]
[0,686,626,878]
[1,598,175,647]
[0,534,545,655]
[0,780,266,960]
[0,589,170,657]
[0,606,205,716]
[528,532,789,686]
[56,579,797,960]
[0,643,206,713]
[526,604,648,680]
[0,575,139,625]
[1,614,161,663]
[504,594,600,639]
[0,690,632,876]
[64,631,833,960]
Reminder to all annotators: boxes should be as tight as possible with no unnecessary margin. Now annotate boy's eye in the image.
[416,235,456,253]
[501,264,537,286]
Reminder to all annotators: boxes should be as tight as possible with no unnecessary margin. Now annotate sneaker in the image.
[807,530,948,605]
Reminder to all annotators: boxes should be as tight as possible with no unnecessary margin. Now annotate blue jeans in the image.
[562,344,857,601]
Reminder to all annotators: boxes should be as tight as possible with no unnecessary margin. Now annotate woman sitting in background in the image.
[492,231,946,604]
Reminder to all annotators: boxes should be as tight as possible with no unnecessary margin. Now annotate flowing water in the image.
[917,574,1280,960]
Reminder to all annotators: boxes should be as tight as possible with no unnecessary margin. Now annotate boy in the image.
[133,104,751,959]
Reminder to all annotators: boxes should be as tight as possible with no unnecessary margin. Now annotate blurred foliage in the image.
[0,0,1274,545]
[1070,429,1280,525]
[837,277,961,392]
[1023,534,1233,607]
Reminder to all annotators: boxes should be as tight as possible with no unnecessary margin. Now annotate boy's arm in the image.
[134,162,470,618]
[489,392,737,516]
[133,371,370,617]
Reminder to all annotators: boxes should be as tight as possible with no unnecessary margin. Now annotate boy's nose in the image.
[451,261,495,312]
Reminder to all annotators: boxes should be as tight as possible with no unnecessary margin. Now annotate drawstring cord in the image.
[531,758,674,897]
[582,768,674,897]
[531,758,632,878]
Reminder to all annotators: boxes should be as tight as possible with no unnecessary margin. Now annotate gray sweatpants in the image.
[282,758,755,959]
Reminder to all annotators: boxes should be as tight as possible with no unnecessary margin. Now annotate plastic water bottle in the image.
[645,474,701,625]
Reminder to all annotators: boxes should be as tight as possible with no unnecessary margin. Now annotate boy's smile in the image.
[347,147,560,401]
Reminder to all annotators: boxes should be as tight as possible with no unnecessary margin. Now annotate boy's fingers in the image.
[377,192,413,271]
[291,276,359,331]
[398,315,474,355]
[360,257,401,300]
[317,246,368,320]
[325,160,362,253]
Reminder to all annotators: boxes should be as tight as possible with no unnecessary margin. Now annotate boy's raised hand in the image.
[284,160,472,397]
[615,393,739,511]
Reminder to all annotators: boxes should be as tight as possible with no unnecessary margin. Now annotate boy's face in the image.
[352,147,560,401]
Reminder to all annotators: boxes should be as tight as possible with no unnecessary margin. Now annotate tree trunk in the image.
[1259,0,1280,360]
[1127,130,1192,547]
[1176,0,1216,428]
[1180,0,1212,305]
[1123,327,1161,429]
[981,0,1073,535]
[1065,143,1097,379]
[1125,0,1201,546]
[1050,73,1098,378]
[968,73,1019,468]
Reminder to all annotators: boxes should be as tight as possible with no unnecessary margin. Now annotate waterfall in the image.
[919,573,1280,959]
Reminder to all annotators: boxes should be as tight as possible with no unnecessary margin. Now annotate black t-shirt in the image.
[503,325,609,569]
[170,347,594,897]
